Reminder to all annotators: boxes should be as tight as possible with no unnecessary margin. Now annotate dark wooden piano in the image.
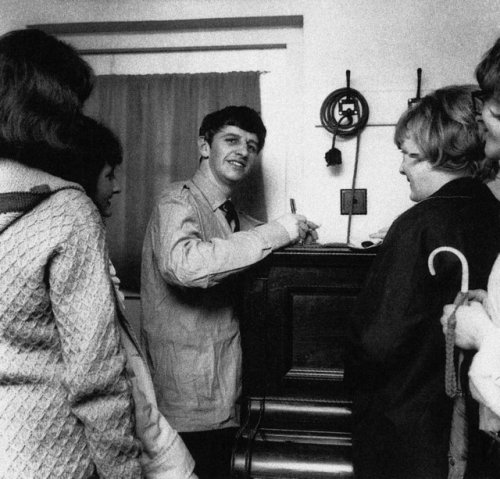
[232,246,375,478]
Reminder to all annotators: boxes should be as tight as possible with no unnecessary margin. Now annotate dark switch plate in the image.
[340,189,367,215]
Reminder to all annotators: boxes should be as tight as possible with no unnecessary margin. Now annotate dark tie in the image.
[220,200,240,232]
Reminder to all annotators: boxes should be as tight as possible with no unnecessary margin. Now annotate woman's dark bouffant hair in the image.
[394,84,498,181]
[0,30,122,204]
[72,116,123,198]
[12,115,123,197]
[0,28,94,157]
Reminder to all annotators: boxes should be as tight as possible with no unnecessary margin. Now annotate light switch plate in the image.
[340,189,367,215]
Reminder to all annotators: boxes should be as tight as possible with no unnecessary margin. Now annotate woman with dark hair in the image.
[78,116,198,478]
[345,84,500,479]
[0,29,142,478]
[0,28,93,109]
[67,115,124,207]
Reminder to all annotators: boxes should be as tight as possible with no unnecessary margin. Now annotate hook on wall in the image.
[408,68,423,108]
[320,70,369,167]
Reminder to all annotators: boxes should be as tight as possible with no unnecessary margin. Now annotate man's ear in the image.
[198,136,210,159]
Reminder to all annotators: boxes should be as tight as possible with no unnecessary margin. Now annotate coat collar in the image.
[0,159,83,232]
[0,158,83,195]
[429,177,491,200]
[190,163,232,211]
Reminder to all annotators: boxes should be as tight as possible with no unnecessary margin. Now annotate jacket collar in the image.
[0,158,83,195]
[0,159,83,232]
[429,176,490,200]
[190,162,231,211]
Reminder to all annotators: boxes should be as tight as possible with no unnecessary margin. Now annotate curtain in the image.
[84,71,262,291]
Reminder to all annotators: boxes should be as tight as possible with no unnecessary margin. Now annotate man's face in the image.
[482,97,500,161]
[199,125,260,188]
[399,136,437,202]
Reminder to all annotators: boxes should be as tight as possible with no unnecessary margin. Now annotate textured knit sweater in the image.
[0,160,142,478]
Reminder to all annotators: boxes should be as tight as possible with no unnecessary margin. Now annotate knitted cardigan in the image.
[0,160,142,478]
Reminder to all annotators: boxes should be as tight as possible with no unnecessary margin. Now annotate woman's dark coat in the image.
[345,177,500,479]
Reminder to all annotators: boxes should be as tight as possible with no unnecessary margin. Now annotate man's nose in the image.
[236,142,248,156]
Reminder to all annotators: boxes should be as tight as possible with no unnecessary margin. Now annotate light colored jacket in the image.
[0,160,142,478]
[111,264,198,478]
[141,164,290,432]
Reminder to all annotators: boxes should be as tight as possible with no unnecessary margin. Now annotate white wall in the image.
[2,0,500,243]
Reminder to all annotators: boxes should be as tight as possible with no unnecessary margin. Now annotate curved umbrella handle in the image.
[428,246,469,293]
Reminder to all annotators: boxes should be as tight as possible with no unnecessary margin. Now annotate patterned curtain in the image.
[84,71,262,291]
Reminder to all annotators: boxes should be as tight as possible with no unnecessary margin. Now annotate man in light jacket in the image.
[141,105,317,479]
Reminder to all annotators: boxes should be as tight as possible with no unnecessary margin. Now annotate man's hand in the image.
[441,298,496,350]
[276,214,319,244]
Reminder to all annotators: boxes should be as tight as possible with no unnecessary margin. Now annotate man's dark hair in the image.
[476,37,500,100]
[199,105,267,151]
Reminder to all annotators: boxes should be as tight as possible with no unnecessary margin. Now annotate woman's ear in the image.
[198,136,210,159]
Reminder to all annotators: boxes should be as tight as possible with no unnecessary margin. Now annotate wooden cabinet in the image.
[232,247,375,478]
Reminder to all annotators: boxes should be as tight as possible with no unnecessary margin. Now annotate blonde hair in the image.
[394,85,496,181]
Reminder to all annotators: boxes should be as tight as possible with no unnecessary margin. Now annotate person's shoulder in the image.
[156,179,192,203]
[391,185,500,241]
[49,186,94,208]
[45,187,102,226]
[390,201,426,227]
[22,187,104,249]
[385,200,450,244]
[396,194,465,225]
[148,180,200,224]
[49,186,88,201]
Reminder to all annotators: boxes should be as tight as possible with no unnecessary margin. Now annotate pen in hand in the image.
[289,198,304,245]
[289,198,319,245]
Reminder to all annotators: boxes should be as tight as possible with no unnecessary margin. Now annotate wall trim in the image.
[27,15,304,35]
[78,43,287,56]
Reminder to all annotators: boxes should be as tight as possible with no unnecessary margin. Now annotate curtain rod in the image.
[28,15,303,35]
